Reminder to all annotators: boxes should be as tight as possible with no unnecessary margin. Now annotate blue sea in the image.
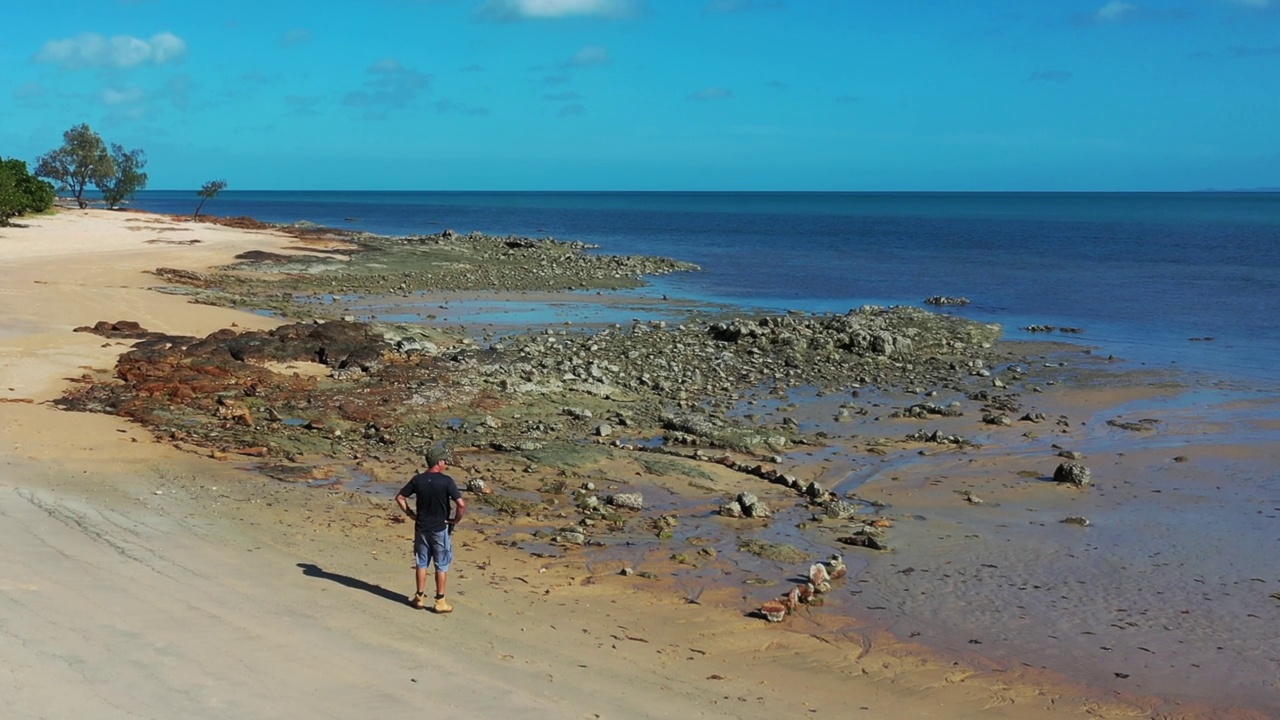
[130,191,1280,384]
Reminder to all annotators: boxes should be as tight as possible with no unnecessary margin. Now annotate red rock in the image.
[760,600,788,623]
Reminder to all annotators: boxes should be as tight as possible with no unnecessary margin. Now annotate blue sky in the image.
[1,0,1276,190]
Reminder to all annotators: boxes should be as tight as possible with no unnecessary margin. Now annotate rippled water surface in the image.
[132,190,1280,384]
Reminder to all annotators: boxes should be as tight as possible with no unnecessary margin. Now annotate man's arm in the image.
[450,498,467,525]
[395,493,415,520]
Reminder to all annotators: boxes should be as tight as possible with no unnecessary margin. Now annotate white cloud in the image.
[566,45,610,66]
[101,86,147,106]
[1095,1,1137,21]
[480,0,636,20]
[35,32,187,70]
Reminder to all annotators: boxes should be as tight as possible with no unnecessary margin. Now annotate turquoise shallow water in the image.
[133,190,1280,383]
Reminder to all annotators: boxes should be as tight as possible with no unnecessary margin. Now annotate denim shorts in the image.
[414,527,453,571]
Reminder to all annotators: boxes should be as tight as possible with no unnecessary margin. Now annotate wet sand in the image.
[3,208,1277,718]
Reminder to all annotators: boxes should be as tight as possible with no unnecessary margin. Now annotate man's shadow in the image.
[297,563,408,605]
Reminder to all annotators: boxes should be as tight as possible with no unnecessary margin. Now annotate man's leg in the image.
[435,569,447,598]
[411,532,430,609]
[430,528,454,613]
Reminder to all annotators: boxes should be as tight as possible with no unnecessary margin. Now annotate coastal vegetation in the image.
[97,145,149,209]
[195,179,227,219]
[34,124,148,209]
[0,157,55,225]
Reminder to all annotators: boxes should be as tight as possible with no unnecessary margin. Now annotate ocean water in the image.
[131,191,1280,383]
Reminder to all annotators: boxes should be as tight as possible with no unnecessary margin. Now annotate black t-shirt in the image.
[398,471,462,532]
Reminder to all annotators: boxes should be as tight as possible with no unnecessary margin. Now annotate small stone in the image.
[809,563,831,593]
[619,567,635,576]
[1061,516,1091,526]
[1054,462,1092,488]
[593,423,613,437]
[556,531,586,545]
[719,503,744,518]
[824,499,859,519]
[760,600,788,623]
[608,492,644,511]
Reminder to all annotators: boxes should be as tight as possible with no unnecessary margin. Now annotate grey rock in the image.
[1054,461,1092,488]
[924,296,970,307]
[608,492,644,511]
[556,531,586,545]
[824,499,860,519]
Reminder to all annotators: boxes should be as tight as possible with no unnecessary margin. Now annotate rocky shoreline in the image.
[50,215,1280,717]
[59,219,1102,608]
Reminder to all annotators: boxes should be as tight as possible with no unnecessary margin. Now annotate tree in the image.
[97,144,148,209]
[0,158,56,226]
[194,179,227,219]
[34,124,113,209]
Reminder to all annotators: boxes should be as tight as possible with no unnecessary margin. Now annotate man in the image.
[395,445,466,613]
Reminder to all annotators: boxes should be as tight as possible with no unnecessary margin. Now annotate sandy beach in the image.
[2,208,1275,719]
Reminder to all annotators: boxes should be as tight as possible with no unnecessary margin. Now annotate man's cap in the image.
[424,445,451,466]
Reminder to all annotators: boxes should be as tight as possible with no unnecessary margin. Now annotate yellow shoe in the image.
[410,592,427,609]
[433,596,453,614]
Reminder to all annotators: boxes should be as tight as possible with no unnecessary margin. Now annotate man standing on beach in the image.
[395,446,466,613]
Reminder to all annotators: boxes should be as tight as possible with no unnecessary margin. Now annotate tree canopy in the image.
[35,124,112,209]
[0,158,56,226]
[98,144,148,209]
[194,179,227,219]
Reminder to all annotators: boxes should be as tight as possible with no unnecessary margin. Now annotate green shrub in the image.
[0,157,56,225]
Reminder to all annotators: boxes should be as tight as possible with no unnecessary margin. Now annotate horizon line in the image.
[131,188,1280,194]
